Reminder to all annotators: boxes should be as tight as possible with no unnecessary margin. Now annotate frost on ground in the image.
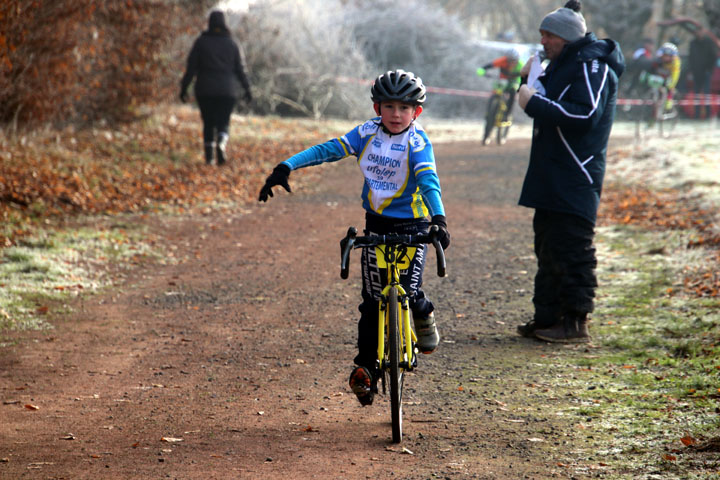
[609,120,720,210]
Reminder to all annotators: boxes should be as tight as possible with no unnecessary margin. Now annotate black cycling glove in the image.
[431,215,450,250]
[258,163,291,202]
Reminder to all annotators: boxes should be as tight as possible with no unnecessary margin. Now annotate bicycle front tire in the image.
[497,115,510,145]
[387,286,403,443]
[483,95,500,142]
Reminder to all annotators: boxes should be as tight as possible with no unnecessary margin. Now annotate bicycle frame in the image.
[375,244,417,373]
[340,225,445,442]
[494,95,512,129]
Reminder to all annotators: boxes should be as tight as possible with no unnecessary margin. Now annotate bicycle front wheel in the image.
[497,114,510,145]
[483,95,500,143]
[387,286,403,443]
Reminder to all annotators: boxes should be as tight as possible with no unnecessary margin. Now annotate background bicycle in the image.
[482,77,515,145]
[633,71,679,139]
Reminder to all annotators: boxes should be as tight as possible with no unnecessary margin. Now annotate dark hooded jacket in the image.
[520,33,625,224]
[180,11,251,99]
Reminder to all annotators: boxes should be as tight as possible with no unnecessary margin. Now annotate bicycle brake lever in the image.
[340,227,357,279]
[428,225,446,278]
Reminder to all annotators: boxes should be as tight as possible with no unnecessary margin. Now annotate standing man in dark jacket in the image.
[688,27,719,119]
[180,10,252,165]
[515,0,625,343]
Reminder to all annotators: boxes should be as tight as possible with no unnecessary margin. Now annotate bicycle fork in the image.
[496,100,512,128]
[377,284,417,372]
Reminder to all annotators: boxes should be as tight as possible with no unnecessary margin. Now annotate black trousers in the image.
[532,209,597,327]
[354,213,434,369]
[503,87,517,119]
[196,96,235,145]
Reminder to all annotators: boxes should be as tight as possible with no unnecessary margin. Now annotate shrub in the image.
[0,0,209,128]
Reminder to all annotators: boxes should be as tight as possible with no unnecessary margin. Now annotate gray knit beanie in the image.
[540,2,587,43]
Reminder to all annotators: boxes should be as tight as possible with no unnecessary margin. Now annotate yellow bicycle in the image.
[340,225,446,443]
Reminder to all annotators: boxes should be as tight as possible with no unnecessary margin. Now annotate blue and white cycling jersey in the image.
[282,118,444,219]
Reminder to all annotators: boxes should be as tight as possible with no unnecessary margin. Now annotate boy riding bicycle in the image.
[258,69,451,406]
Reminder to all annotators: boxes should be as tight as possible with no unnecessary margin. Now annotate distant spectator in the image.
[180,10,252,165]
[688,28,718,119]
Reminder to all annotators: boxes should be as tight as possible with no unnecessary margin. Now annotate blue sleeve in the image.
[409,129,445,217]
[417,173,445,217]
[281,138,351,171]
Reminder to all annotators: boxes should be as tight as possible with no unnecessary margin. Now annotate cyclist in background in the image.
[623,38,655,102]
[632,38,654,61]
[257,70,451,407]
[476,49,524,144]
[652,42,681,110]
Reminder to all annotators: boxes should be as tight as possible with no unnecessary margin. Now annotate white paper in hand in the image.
[527,53,546,95]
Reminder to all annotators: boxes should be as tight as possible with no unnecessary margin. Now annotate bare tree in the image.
[231,0,373,119]
[583,0,654,53]
[702,0,720,38]
[428,0,557,42]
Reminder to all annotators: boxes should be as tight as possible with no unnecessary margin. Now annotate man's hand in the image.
[431,215,450,250]
[258,164,291,202]
[518,85,537,110]
[520,55,534,78]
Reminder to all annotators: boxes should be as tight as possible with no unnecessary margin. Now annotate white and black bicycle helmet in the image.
[658,42,678,57]
[371,69,427,105]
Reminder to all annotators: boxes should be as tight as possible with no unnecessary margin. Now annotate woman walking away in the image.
[180,10,252,165]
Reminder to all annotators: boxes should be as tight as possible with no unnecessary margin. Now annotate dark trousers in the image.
[354,213,434,369]
[692,70,713,118]
[532,209,597,328]
[196,96,235,145]
[504,87,517,119]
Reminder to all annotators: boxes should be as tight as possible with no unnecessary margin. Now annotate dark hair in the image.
[564,0,582,12]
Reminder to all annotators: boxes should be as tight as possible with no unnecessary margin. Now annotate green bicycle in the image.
[340,225,446,443]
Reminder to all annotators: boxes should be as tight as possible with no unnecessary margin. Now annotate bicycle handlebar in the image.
[340,225,446,279]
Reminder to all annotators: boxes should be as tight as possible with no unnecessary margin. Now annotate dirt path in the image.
[1,138,585,479]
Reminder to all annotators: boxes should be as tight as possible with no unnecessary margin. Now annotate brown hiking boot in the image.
[534,315,590,344]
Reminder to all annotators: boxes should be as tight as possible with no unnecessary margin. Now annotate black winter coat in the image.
[520,33,625,224]
[180,25,251,99]
[689,34,718,80]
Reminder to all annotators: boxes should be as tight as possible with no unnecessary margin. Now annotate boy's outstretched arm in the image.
[258,164,291,202]
[258,138,351,202]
